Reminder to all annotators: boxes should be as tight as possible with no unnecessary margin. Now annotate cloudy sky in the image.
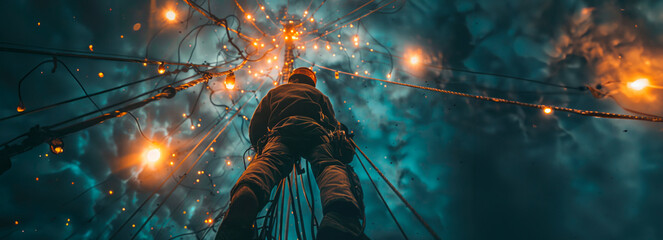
[1,0,663,239]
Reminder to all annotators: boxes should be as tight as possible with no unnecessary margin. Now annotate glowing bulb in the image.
[98,72,104,78]
[165,10,176,21]
[246,14,252,20]
[224,71,236,90]
[409,55,420,65]
[335,72,339,79]
[17,101,25,112]
[158,64,166,74]
[109,190,114,195]
[50,138,64,154]
[543,107,553,114]
[628,78,650,91]
[146,148,161,164]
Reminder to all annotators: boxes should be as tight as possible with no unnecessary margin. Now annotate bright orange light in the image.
[53,146,64,154]
[17,104,25,112]
[246,14,252,20]
[628,78,650,91]
[146,148,161,164]
[409,55,420,65]
[165,10,176,21]
[98,72,104,78]
[543,107,553,114]
[158,64,166,74]
[109,190,114,195]
[225,82,235,90]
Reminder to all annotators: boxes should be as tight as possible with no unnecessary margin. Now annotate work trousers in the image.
[232,133,361,215]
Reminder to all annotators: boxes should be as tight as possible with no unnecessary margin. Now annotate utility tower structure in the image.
[279,8,302,84]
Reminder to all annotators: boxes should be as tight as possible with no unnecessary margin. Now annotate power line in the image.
[371,49,587,90]
[0,61,246,175]
[0,44,222,69]
[129,95,254,239]
[350,139,442,240]
[1,69,184,123]
[304,0,398,44]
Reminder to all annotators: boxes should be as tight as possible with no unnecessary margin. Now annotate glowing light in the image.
[225,71,236,90]
[158,64,166,74]
[246,14,252,20]
[17,102,25,112]
[409,55,420,65]
[335,72,339,79]
[146,148,161,164]
[310,17,314,22]
[15,221,18,225]
[50,138,64,154]
[98,72,104,78]
[89,45,94,51]
[226,160,231,166]
[628,78,650,91]
[165,10,176,21]
[133,23,141,31]
[109,190,113,195]
[122,207,126,211]
[543,107,553,114]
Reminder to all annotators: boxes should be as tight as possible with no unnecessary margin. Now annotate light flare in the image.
[146,148,161,164]
[165,10,176,21]
[628,78,650,91]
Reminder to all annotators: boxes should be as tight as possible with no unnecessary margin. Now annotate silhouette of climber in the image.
[216,67,366,240]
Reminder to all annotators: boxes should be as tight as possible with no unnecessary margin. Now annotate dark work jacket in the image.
[249,83,337,148]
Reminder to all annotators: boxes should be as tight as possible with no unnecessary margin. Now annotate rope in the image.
[299,57,663,123]
[350,139,442,240]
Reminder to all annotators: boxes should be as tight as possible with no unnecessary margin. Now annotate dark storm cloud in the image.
[2,0,663,239]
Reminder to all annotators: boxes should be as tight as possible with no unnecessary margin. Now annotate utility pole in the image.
[279,8,301,84]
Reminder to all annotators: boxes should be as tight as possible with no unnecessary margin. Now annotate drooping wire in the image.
[16,59,102,117]
[126,111,153,143]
